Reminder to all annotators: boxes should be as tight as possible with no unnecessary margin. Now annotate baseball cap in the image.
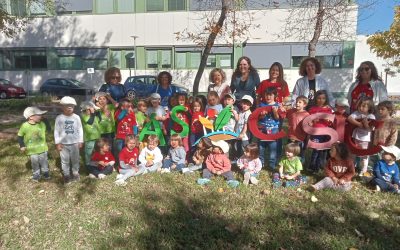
[60,96,77,106]
[150,93,161,100]
[23,107,47,119]
[241,95,254,105]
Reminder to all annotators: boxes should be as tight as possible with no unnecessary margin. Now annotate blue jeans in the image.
[162,158,185,171]
[116,139,125,154]
[371,178,398,193]
[259,140,281,170]
[309,149,328,172]
[202,168,234,181]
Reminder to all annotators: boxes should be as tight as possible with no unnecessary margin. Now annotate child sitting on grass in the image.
[18,107,51,182]
[138,135,163,173]
[371,145,400,194]
[310,142,355,192]
[87,138,115,179]
[273,143,306,188]
[237,143,262,186]
[161,134,186,173]
[197,140,239,188]
[182,137,213,174]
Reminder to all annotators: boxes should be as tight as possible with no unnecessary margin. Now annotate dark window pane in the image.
[147,0,163,11]
[31,55,47,68]
[15,55,30,69]
[168,0,185,10]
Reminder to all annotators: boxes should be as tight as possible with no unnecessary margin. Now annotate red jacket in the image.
[206,153,231,173]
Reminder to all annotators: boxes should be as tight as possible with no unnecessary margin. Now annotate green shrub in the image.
[0,96,52,110]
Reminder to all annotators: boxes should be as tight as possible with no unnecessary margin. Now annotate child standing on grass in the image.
[54,96,83,184]
[237,143,262,186]
[182,137,212,174]
[138,135,163,173]
[161,134,186,173]
[204,91,223,121]
[310,142,355,192]
[95,92,116,145]
[115,135,144,186]
[80,101,101,165]
[347,97,375,176]
[234,95,253,156]
[373,101,398,147]
[135,99,148,134]
[371,145,400,194]
[189,97,205,149]
[273,143,306,188]
[18,107,51,181]
[115,98,137,153]
[171,93,191,152]
[88,138,115,179]
[197,140,239,188]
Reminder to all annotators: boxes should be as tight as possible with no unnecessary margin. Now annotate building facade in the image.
[0,0,358,95]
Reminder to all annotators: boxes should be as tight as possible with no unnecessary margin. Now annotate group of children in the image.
[17,86,400,193]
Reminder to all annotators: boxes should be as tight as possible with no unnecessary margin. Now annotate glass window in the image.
[161,50,171,68]
[168,0,185,11]
[117,0,134,12]
[218,54,231,68]
[59,56,82,70]
[11,0,26,16]
[29,1,46,15]
[124,50,135,69]
[206,54,216,68]
[175,52,186,69]
[97,0,114,13]
[292,55,341,68]
[109,50,122,68]
[146,50,158,68]
[147,0,164,11]
[189,52,200,68]
[31,51,47,69]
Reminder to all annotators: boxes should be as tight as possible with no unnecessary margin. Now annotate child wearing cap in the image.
[197,140,239,188]
[54,96,84,184]
[234,94,253,156]
[18,107,51,181]
[80,101,101,165]
[371,145,400,194]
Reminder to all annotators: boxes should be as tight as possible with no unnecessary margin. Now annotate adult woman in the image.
[256,62,290,105]
[152,71,178,108]
[292,57,334,108]
[98,67,126,105]
[348,61,388,112]
[208,68,231,101]
[230,56,260,101]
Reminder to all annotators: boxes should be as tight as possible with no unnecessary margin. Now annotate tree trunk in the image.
[192,0,230,96]
[308,0,325,57]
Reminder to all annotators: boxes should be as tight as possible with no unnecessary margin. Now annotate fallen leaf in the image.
[12,220,20,226]
[38,190,45,194]
[355,229,364,237]
[311,195,318,203]
[334,216,345,223]
[218,188,224,193]
[260,189,270,195]
[364,211,379,219]
[296,188,303,192]
[23,216,30,224]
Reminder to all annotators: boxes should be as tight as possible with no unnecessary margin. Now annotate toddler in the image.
[371,145,400,194]
[237,143,262,185]
[115,98,137,153]
[182,137,213,174]
[373,101,397,147]
[161,134,186,172]
[138,135,163,173]
[54,96,83,184]
[87,138,115,179]
[234,95,253,156]
[18,107,51,181]
[135,99,149,133]
[189,97,205,148]
[80,101,101,165]
[204,91,223,121]
[310,142,355,192]
[273,143,306,188]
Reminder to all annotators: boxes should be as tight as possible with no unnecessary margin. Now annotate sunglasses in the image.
[111,76,121,80]
[359,67,370,72]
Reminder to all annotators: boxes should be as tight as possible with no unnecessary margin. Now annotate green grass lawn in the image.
[1,117,400,249]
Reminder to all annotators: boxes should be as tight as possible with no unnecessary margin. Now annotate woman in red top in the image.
[256,62,290,106]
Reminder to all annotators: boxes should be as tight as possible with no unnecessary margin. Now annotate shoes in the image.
[116,174,123,180]
[227,180,240,188]
[243,172,250,186]
[250,176,259,185]
[115,179,127,186]
[88,174,97,179]
[98,174,106,179]
[160,168,171,174]
[64,175,71,185]
[32,174,40,182]
[43,172,50,180]
[197,178,211,185]
[71,173,80,182]
[375,185,381,192]
[181,168,193,174]
[308,185,317,192]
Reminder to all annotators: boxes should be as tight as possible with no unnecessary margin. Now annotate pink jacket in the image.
[206,153,231,173]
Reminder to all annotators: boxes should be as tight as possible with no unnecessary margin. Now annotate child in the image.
[308,90,334,173]
[373,101,398,147]
[116,135,144,186]
[285,95,310,162]
[371,145,400,194]
[135,99,149,133]
[189,97,205,148]
[87,138,115,179]
[161,134,186,172]
[258,87,286,169]
[114,98,137,153]
[347,97,375,176]
[237,143,262,185]
[273,143,306,188]
[95,92,116,143]
[18,107,51,181]
[54,96,83,184]
[182,137,213,174]
[80,101,101,165]
[234,95,253,156]
[204,91,223,121]
[310,142,355,191]
[197,140,240,188]
[147,93,168,153]
[138,135,163,173]
[222,93,239,132]
[171,93,190,152]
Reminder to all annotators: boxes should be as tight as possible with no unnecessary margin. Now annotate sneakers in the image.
[43,172,50,180]
[115,179,127,186]
[98,174,106,179]
[31,174,40,182]
[116,174,123,180]
[375,185,381,192]
[227,180,240,188]
[197,178,211,185]
[181,168,193,174]
[88,174,97,179]
[64,175,71,185]
[243,172,251,186]
[250,176,259,185]
[71,173,80,182]
[160,168,171,174]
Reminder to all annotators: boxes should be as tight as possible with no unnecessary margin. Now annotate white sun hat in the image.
[381,145,400,161]
[59,96,77,106]
[80,101,100,111]
[241,95,254,105]
[23,107,47,119]
[150,93,161,100]
[211,140,229,154]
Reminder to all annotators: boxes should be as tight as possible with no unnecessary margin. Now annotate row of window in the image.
[0,48,346,71]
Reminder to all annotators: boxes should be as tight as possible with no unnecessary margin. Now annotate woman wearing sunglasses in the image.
[348,61,388,112]
[98,67,127,106]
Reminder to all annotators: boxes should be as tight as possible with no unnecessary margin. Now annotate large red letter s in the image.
[302,113,338,150]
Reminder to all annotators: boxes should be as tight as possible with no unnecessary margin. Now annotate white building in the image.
[0,0,359,96]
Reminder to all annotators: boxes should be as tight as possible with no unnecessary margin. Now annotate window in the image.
[168,0,185,11]
[110,49,136,69]
[146,49,172,69]
[83,59,107,70]
[109,50,122,68]
[117,0,134,13]
[206,55,216,68]
[14,51,47,69]
[29,1,46,15]
[97,0,114,13]
[124,50,135,69]
[175,51,200,69]
[11,0,26,16]
[147,0,164,11]
[218,54,231,68]
[292,55,341,68]
[58,56,82,70]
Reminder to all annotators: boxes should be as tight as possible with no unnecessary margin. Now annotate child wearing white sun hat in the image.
[371,145,400,194]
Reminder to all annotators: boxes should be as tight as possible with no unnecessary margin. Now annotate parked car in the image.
[40,78,95,97]
[124,75,189,99]
[0,78,27,99]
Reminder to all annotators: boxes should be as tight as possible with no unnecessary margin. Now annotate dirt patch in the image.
[0,114,25,126]
[0,127,19,140]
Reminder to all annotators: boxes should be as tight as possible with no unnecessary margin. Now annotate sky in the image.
[357,0,397,35]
